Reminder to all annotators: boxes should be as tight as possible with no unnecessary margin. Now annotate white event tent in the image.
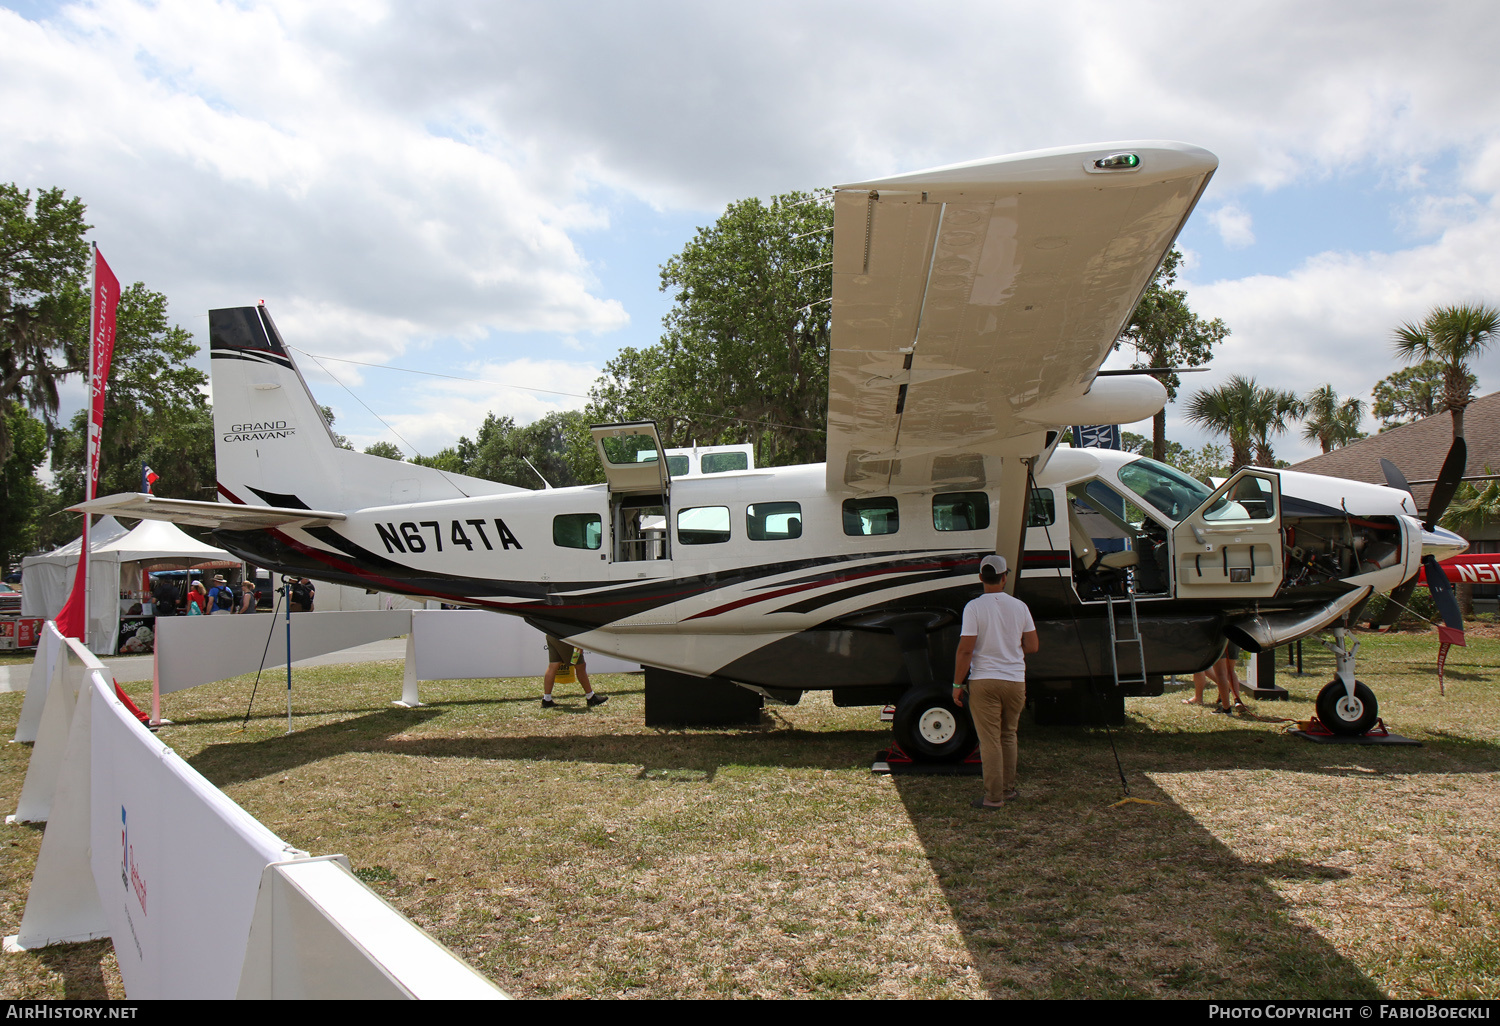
[22,518,238,654]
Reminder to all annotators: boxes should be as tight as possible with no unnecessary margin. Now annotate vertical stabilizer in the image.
[209,306,519,511]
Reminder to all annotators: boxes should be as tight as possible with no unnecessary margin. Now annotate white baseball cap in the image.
[979,555,1008,578]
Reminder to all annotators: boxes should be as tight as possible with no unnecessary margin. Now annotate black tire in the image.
[893,687,973,762]
[1315,679,1378,736]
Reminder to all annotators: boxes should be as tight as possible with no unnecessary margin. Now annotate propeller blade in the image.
[1423,554,1466,631]
[1424,436,1468,531]
[1370,577,1418,629]
[1380,458,1411,494]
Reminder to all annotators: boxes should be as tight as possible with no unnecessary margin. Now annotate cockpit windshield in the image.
[1116,457,1213,522]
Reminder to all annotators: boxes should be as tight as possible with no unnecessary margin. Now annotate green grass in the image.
[2,628,1499,998]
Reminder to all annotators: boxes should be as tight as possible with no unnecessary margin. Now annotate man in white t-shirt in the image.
[953,555,1039,809]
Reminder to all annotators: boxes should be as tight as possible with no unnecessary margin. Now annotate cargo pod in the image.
[1172,469,1284,600]
[591,422,673,565]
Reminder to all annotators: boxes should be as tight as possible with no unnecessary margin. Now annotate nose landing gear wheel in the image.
[893,687,973,763]
[1315,679,1379,736]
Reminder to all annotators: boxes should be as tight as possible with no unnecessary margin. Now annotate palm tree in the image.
[1250,386,1301,466]
[1187,376,1301,469]
[1300,384,1366,453]
[1185,375,1256,469]
[1393,303,1500,440]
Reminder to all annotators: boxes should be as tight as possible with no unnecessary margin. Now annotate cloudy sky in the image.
[4,0,1499,465]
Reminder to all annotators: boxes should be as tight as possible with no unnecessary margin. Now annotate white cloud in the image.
[1209,204,1256,249]
[1178,193,1500,461]
[0,0,628,372]
[341,356,597,457]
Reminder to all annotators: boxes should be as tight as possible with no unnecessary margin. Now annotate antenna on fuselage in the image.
[522,456,554,490]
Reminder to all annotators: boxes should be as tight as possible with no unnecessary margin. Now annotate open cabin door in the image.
[591,422,673,565]
[1172,469,1284,600]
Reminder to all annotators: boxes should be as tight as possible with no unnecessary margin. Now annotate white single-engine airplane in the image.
[78,142,1467,758]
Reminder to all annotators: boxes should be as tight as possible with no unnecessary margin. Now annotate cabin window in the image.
[747,501,802,541]
[678,505,731,545]
[1028,490,1056,527]
[553,513,603,550]
[665,455,691,477]
[843,497,899,536]
[702,452,749,474]
[933,492,990,532]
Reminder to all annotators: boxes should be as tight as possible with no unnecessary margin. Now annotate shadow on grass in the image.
[34,940,114,999]
[888,769,1384,999]
[187,706,890,786]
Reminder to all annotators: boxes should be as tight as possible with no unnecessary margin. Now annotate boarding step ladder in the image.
[1105,576,1149,691]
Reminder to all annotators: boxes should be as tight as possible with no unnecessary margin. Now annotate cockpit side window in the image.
[1116,457,1212,522]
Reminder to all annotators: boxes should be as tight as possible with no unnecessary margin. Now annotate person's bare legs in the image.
[1224,657,1245,706]
[1186,672,1209,704]
[576,659,593,698]
[543,662,562,703]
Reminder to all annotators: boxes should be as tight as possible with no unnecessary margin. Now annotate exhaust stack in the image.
[1223,586,1373,654]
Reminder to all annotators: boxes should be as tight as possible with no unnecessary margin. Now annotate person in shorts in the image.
[541,634,608,709]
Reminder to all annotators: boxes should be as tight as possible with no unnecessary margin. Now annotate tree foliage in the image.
[1371,360,1462,429]
[364,440,405,460]
[586,191,833,468]
[0,408,50,570]
[0,184,92,459]
[1115,248,1229,461]
[415,410,591,489]
[1442,466,1500,534]
[1392,303,1499,439]
[1185,375,1299,469]
[1120,431,1229,484]
[49,284,212,506]
[1300,384,1366,453]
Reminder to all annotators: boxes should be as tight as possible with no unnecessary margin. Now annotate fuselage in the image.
[214,445,1446,695]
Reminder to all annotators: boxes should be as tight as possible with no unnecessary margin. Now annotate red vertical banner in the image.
[55,247,120,641]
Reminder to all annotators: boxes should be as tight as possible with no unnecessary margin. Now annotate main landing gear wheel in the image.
[893,687,973,763]
[1315,679,1379,736]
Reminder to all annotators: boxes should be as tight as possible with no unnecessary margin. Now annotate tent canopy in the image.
[20,517,238,653]
[94,518,233,564]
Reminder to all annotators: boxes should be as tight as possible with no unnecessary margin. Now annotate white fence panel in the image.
[155,610,412,694]
[5,624,506,999]
[237,857,502,999]
[88,672,306,998]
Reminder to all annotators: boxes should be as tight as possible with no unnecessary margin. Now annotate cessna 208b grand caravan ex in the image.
[77,141,1467,759]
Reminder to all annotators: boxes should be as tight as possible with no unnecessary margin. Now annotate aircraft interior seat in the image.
[1067,507,1139,571]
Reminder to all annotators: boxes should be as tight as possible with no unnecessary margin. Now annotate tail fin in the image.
[209,305,519,511]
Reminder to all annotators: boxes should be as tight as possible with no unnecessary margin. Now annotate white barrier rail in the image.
[155,609,414,695]
[400,609,639,706]
[5,623,504,999]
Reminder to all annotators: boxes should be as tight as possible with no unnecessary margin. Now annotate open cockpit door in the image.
[1172,469,1284,599]
[591,422,673,565]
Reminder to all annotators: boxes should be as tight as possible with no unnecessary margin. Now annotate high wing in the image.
[826,140,1218,495]
[69,492,347,531]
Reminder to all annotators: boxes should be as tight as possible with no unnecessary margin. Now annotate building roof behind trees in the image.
[1289,391,1500,520]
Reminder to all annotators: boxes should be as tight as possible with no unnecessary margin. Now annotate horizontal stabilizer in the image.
[69,493,346,531]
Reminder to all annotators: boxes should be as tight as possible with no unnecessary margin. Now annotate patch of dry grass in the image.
[2,629,1498,998]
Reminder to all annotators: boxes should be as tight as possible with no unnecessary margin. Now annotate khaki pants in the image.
[968,678,1026,802]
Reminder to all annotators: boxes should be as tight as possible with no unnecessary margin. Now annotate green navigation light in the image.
[1094,153,1141,170]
